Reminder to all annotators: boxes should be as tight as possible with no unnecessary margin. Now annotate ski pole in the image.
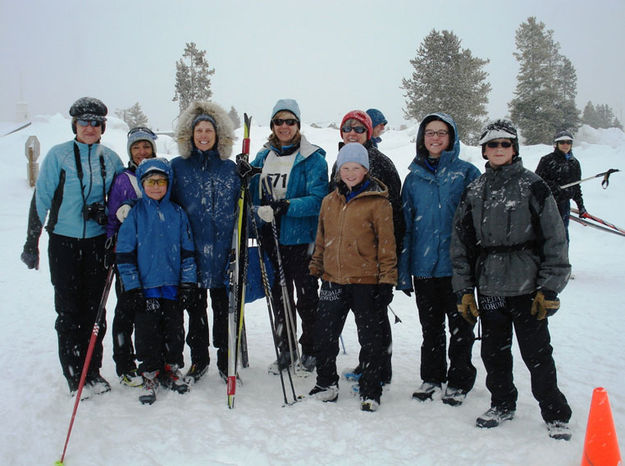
[56,265,115,466]
[388,305,402,324]
[560,168,620,189]
[339,335,346,355]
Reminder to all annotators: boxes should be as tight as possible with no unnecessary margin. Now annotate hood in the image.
[136,157,173,202]
[175,101,235,159]
[415,112,459,162]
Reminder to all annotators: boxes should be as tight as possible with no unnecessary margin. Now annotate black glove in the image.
[402,289,413,298]
[456,288,479,324]
[21,243,39,270]
[104,236,116,270]
[530,289,560,320]
[236,154,261,179]
[271,199,290,217]
[146,297,161,313]
[578,206,590,219]
[376,284,394,308]
[178,282,196,308]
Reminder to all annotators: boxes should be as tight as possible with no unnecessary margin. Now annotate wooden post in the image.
[25,135,40,187]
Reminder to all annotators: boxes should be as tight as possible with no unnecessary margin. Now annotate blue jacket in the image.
[397,113,480,288]
[249,135,328,245]
[116,158,197,292]
[170,149,240,288]
[35,139,124,238]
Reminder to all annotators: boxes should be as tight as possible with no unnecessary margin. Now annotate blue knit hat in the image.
[336,143,369,170]
[127,127,157,159]
[271,99,301,123]
[366,108,387,127]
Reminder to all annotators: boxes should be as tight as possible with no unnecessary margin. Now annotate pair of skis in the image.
[570,208,625,238]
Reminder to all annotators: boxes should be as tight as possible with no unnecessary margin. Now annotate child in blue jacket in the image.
[116,157,197,404]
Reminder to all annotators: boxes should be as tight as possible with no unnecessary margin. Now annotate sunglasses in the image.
[424,130,449,137]
[143,178,168,187]
[272,118,298,127]
[128,126,156,137]
[557,140,572,145]
[77,119,102,128]
[486,141,513,148]
[341,126,367,134]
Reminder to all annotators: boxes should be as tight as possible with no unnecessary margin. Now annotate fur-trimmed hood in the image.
[175,101,234,160]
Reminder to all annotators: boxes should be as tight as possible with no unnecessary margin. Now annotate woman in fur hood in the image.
[171,101,241,383]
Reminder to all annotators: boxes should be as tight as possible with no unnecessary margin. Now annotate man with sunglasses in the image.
[536,130,589,241]
[20,97,124,397]
[451,119,572,440]
[331,109,404,390]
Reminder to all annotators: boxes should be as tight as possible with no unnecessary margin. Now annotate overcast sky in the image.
[2,0,624,131]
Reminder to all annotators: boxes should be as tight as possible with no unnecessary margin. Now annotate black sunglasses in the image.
[128,126,156,137]
[77,119,102,128]
[272,118,298,127]
[486,141,513,148]
[341,126,367,134]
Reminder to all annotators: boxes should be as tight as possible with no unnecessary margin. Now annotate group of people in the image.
[21,96,583,439]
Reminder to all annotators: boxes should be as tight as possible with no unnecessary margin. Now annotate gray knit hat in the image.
[336,143,369,170]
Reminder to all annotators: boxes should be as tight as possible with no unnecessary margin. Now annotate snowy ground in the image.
[0,115,623,465]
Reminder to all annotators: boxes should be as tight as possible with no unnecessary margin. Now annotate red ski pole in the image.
[56,265,115,465]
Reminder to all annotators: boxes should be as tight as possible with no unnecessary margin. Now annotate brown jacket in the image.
[309,177,397,285]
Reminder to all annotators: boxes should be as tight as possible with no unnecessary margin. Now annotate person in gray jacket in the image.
[450,119,572,441]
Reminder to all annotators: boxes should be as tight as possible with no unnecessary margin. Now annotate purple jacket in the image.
[106,168,142,237]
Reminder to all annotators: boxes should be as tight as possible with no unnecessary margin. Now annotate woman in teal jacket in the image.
[397,112,480,406]
[248,99,328,373]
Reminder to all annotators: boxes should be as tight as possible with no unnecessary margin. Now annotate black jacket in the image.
[535,149,585,211]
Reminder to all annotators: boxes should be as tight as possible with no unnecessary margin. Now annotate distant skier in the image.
[536,130,589,241]
[451,119,572,441]
[366,108,388,148]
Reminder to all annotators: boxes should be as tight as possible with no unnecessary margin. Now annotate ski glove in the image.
[236,154,261,179]
[457,289,479,324]
[578,207,590,219]
[116,204,132,223]
[271,199,290,217]
[530,289,560,320]
[178,282,196,308]
[146,297,161,313]
[20,247,39,270]
[104,236,116,270]
[257,205,274,223]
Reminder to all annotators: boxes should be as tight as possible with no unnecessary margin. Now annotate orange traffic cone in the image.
[581,387,622,466]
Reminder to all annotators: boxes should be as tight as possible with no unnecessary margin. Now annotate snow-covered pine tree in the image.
[509,17,580,144]
[115,102,149,128]
[401,29,491,144]
[229,106,241,130]
[173,42,215,115]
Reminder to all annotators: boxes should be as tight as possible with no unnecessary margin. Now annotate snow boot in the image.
[546,421,572,441]
[411,382,441,401]
[441,386,467,406]
[268,351,293,375]
[119,369,143,387]
[475,406,515,428]
[184,361,208,384]
[139,371,159,405]
[297,354,316,373]
[309,383,339,402]
[161,363,190,394]
[86,374,111,396]
[360,398,380,412]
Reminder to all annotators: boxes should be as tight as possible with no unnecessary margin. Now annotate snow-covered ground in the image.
[1,115,623,465]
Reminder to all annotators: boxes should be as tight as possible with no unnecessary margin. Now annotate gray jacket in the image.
[451,157,570,296]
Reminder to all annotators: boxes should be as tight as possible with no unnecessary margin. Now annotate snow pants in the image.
[135,298,184,373]
[313,281,386,402]
[413,277,476,392]
[112,273,140,376]
[183,287,229,372]
[479,294,572,423]
[48,233,108,390]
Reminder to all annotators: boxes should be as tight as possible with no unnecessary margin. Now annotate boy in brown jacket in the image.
[308,143,397,412]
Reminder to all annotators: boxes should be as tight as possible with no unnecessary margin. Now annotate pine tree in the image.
[173,42,215,115]
[228,106,241,129]
[401,29,491,144]
[582,101,622,129]
[509,17,580,144]
[115,102,149,128]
